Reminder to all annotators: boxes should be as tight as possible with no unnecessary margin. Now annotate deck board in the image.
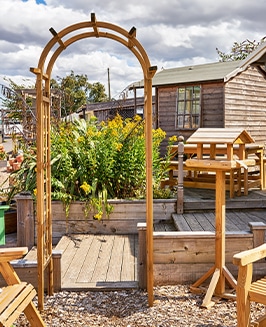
[92,235,113,283]
[76,235,95,283]
[106,235,124,282]
[173,209,266,232]
[121,235,135,281]
[56,234,139,290]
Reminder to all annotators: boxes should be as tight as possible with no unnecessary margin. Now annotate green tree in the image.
[51,71,108,117]
[0,78,33,122]
[88,82,108,103]
[216,37,266,62]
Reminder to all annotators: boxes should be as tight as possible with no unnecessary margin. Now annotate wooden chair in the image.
[233,243,266,327]
[0,247,46,327]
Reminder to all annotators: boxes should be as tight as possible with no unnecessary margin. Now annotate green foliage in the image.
[87,82,109,103]
[6,115,173,219]
[0,78,33,122]
[216,37,266,62]
[51,71,108,116]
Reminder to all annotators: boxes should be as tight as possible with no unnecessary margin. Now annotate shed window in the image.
[176,86,200,129]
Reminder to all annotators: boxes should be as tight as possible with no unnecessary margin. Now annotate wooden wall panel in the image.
[224,66,266,144]
[201,83,224,128]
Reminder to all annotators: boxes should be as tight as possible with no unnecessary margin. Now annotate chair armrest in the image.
[233,243,266,266]
[0,247,28,262]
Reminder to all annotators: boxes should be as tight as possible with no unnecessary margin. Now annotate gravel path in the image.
[15,284,264,326]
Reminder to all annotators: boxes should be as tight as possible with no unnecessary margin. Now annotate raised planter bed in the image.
[50,199,176,243]
[138,222,266,286]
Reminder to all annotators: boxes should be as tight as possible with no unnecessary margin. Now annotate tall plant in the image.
[4,115,174,219]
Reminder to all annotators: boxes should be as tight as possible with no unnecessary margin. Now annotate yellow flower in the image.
[33,189,37,196]
[94,212,103,220]
[134,115,142,122]
[116,143,123,151]
[169,135,178,142]
[80,182,91,195]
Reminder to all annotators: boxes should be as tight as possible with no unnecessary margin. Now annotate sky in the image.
[0,0,265,100]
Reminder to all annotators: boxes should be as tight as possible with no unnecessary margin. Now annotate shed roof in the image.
[129,42,266,89]
[130,61,242,89]
[151,61,242,86]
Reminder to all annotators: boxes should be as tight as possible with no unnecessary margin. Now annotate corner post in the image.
[137,222,147,289]
[249,222,266,248]
[177,136,184,214]
[15,192,35,249]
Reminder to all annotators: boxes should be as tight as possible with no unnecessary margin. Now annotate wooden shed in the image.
[130,42,266,154]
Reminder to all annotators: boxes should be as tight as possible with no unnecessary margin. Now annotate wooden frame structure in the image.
[30,13,156,309]
[186,128,256,307]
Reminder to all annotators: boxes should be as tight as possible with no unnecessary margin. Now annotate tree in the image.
[216,37,266,62]
[51,71,108,117]
[88,82,108,103]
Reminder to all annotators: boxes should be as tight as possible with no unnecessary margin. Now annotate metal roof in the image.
[129,42,266,89]
[153,61,243,86]
[130,61,243,89]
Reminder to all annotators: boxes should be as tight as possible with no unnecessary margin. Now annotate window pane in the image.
[184,115,191,128]
[178,101,185,114]
[178,88,185,100]
[177,115,184,128]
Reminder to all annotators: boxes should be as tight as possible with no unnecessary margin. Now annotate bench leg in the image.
[24,302,46,327]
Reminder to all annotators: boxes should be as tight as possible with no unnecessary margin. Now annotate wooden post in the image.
[214,170,226,295]
[137,222,147,289]
[15,193,34,249]
[177,136,184,214]
[249,222,266,248]
[144,73,154,307]
[52,250,62,292]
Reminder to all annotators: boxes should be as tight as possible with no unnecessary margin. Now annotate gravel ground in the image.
[15,284,265,327]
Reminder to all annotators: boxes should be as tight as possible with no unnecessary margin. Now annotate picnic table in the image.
[166,129,264,196]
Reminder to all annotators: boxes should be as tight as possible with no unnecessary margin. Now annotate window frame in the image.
[175,85,201,130]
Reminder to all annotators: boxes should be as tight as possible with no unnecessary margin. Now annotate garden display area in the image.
[2,117,266,326]
[2,14,266,327]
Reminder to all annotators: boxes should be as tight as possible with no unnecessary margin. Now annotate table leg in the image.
[190,170,236,308]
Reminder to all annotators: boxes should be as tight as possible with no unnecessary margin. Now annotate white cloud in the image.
[0,0,265,99]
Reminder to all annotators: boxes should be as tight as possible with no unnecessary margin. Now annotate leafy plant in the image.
[4,115,174,219]
[0,151,6,160]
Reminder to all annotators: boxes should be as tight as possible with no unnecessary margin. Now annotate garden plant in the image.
[3,114,176,219]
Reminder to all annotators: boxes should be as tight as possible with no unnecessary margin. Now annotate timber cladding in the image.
[224,66,266,144]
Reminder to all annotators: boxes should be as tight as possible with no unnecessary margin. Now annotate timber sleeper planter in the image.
[49,199,176,243]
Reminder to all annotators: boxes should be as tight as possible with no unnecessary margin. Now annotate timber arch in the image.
[30,13,156,309]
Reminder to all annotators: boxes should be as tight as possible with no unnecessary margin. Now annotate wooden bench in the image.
[233,243,266,327]
[0,247,46,327]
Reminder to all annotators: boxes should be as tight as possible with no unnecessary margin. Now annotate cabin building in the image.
[130,42,266,154]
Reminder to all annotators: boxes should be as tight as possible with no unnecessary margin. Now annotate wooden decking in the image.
[173,209,266,232]
[55,234,138,290]
[54,221,175,291]
[174,187,266,232]
[3,187,266,290]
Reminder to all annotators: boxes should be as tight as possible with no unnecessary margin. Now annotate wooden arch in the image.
[30,13,157,309]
